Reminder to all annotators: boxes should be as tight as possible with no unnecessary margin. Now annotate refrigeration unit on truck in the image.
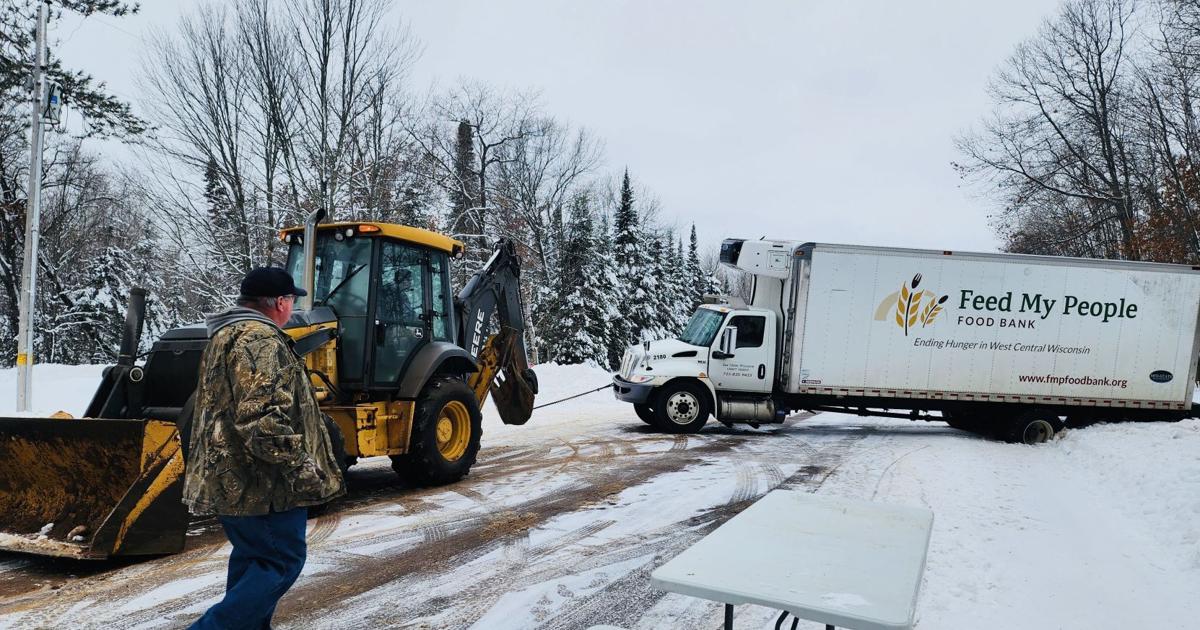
[613,239,1200,444]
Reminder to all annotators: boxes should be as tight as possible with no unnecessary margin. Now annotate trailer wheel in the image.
[1007,412,1062,444]
[392,376,482,486]
[634,404,656,425]
[652,381,710,433]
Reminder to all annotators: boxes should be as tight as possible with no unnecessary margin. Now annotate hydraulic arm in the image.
[455,239,539,425]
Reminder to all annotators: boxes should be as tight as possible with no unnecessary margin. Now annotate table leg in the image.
[725,603,733,630]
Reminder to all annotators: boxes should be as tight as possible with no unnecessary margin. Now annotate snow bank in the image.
[0,361,619,422]
[0,364,106,416]
[481,362,620,440]
[1056,419,1200,570]
[793,413,1200,630]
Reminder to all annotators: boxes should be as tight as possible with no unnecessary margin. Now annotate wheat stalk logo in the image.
[893,274,925,336]
[874,273,946,335]
[921,294,949,327]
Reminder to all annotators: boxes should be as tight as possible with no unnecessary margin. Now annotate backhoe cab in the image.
[0,215,537,559]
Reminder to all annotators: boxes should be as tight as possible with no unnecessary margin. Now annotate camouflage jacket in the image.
[183,307,345,516]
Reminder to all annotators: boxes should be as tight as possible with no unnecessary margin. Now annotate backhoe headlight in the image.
[626,374,654,384]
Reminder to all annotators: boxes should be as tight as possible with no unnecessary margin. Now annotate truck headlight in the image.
[626,374,654,384]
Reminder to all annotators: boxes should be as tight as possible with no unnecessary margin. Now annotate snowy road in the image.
[2,364,1199,629]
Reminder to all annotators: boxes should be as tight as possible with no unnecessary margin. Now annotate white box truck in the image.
[613,240,1200,443]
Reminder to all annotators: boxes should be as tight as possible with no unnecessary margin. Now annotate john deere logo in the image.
[874,273,949,336]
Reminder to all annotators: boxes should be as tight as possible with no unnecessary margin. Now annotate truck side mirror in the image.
[718,326,738,356]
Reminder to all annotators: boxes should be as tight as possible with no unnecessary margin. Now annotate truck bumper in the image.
[612,375,654,404]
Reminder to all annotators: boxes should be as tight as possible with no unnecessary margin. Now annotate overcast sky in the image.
[54,0,1060,254]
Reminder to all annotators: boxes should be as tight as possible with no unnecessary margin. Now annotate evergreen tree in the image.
[543,195,612,365]
[647,232,690,338]
[688,224,705,307]
[611,169,657,345]
[0,1,148,137]
[52,239,174,364]
[450,119,484,282]
[646,234,669,340]
[601,211,630,369]
[204,158,232,233]
[671,237,692,332]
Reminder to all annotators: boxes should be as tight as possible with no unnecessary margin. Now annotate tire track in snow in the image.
[2,414,862,629]
[275,435,749,626]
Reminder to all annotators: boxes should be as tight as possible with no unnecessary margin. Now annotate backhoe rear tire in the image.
[391,376,482,486]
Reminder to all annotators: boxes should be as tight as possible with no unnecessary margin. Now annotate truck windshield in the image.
[678,309,726,346]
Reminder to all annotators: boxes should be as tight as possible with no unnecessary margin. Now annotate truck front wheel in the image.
[634,404,656,425]
[652,381,710,434]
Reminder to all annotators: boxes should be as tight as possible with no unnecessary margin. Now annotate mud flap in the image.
[0,417,187,559]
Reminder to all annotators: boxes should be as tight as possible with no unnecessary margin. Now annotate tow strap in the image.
[532,384,612,410]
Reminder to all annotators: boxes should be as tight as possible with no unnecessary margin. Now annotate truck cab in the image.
[613,238,798,432]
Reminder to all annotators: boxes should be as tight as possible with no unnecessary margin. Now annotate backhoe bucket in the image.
[490,330,538,426]
[0,417,187,559]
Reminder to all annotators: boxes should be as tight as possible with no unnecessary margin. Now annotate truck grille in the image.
[620,349,639,378]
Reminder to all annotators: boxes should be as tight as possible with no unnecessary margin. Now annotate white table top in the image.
[650,490,933,630]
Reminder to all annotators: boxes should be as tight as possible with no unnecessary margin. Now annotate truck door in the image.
[710,312,776,394]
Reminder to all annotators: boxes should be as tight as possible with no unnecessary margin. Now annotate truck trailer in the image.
[613,240,1200,443]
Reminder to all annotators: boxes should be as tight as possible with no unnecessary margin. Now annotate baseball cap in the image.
[240,267,308,298]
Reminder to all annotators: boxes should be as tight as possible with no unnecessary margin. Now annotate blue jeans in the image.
[190,507,308,630]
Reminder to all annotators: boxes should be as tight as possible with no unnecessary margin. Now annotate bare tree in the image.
[278,0,418,220]
[142,4,260,279]
[493,119,603,285]
[957,0,1146,259]
[408,82,542,265]
[140,0,421,299]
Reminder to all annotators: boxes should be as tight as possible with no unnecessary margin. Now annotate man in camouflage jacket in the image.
[185,267,344,630]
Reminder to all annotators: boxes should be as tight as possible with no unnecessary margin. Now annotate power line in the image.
[86,14,142,41]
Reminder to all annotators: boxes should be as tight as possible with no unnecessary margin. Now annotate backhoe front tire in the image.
[391,377,482,486]
[323,414,352,476]
[309,414,351,517]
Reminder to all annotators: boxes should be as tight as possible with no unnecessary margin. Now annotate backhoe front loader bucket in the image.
[0,417,187,559]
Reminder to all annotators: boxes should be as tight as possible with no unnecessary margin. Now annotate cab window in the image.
[285,233,372,382]
[728,315,765,348]
[430,253,453,341]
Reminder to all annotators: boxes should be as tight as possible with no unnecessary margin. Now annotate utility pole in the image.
[16,1,48,412]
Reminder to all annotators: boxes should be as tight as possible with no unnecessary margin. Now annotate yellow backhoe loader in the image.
[0,211,538,559]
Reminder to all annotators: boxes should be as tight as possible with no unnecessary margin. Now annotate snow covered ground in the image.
[1,363,1199,629]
